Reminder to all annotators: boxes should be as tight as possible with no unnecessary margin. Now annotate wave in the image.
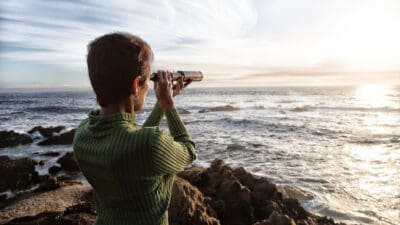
[308,106,400,112]
[24,106,95,114]
[0,99,36,104]
[348,135,400,145]
[212,117,342,137]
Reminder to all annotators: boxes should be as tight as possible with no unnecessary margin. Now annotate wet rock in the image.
[227,144,245,151]
[0,156,39,192]
[169,177,220,225]
[0,184,94,225]
[37,151,61,157]
[38,160,45,166]
[255,105,265,110]
[252,144,264,148]
[177,108,191,114]
[37,129,75,146]
[27,125,65,138]
[199,105,240,113]
[49,165,62,175]
[180,159,254,225]
[291,107,308,112]
[57,152,80,173]
[0,131,32,148]
[34,176,61,192]
[390,137,400,143]
[178,166,208,187]
[56,175,74,181]
[179,159,344,225]
[253,211,296,225]
[277,185,314,201]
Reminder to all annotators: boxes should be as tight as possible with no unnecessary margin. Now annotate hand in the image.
[154,70,175,111]
[172,77,192,97]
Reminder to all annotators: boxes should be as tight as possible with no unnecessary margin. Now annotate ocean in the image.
[0,86,399,224]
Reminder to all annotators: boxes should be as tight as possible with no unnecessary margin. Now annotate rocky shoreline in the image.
[0,126,346,225]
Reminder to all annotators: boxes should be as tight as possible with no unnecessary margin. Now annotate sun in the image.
[354,85,394,108]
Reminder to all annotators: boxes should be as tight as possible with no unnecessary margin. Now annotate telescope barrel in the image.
[150,71,203,82]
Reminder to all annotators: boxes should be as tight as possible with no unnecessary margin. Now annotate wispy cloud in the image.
[0,0,400,88]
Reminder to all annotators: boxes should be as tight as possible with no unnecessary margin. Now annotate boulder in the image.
[27,126,65,138]
[291,107,308,112]
[199,105,240,113]
[177,108,191,114]
[227,144,245,151]
[179,159,344,225]
[0,156,39,192]
[180,159,254,225]
[57,152,80,173]
[0,131,32,148]
[253,211,296,225]
[37,129,75,146]
[34,175,61,193]
[49,165,62,175]
[39,151,61,157]
[0,184,94,225]
[169,177,220,225]
[255,106,265,110]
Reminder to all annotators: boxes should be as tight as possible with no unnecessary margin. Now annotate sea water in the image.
[0,86,399,224]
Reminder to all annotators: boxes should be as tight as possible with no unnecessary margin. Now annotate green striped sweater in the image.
[73,102,196,225]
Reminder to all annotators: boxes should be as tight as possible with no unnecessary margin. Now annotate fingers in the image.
[183,79,192,88]
[172,77,181,97]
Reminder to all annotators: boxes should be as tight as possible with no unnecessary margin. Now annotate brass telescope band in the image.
[150,71,203,82]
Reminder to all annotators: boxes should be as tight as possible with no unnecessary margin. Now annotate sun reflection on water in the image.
[355,85,394,108]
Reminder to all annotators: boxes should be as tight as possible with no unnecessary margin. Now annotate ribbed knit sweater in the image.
[72,102,196,225]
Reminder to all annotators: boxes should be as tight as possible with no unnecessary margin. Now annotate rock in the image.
[390,137,400,143]
[180,159,253,225]
[169,177,220,225]
[0,156,39,192]
[37,129,76,146]
[49,165,62,175]
[252,144,264,148]
[57,152,80,173]
[34,176,61,192]
[38,160,45,166]
[0,158,345,225]
[36,151,61,157]
[177,108,191,114]
[277,185,314,201]
[279,110,286,114]
[199,105,240,113]
[27,126,65,138]
[253,211,296,225]
[227,144,245,151]
[177,166,208,187]
[255,105,265,110]
[179,159,344,225]
[0,184,94,225]
[0,131,32,148]
[291,107,308,112]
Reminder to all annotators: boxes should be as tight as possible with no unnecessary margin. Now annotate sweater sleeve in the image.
[142,102,164,127]
[149,108,196,175]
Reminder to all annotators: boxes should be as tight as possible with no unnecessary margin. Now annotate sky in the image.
[0,0,399,88]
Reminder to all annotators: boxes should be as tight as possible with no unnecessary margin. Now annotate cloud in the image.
[0,0,400,88]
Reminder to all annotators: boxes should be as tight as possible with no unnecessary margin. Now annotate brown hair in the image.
[87,32,153,107]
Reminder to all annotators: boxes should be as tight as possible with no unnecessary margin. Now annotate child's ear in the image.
[131,76,142,95]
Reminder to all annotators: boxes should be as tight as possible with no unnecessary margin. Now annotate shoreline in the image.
[1,127,345,225]
[0,156,345,225]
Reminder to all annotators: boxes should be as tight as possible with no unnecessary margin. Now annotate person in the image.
[72,32,196,225]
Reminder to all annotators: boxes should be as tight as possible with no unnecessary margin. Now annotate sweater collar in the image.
[88,109,136,125]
